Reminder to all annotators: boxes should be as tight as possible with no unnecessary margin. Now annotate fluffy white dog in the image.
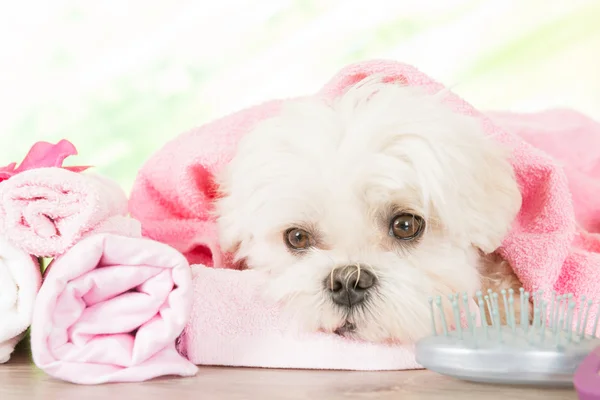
[214,76,523,344]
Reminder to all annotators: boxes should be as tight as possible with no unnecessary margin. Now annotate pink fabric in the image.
[30,233,198,384]
[179,265,477,370]
[0,139,89,183]
[0,167,141,257]
[0,236,42,363]
[130,59,600,369]
[487,109,600,308]
[130,100,284,266]
[180,265,416,369]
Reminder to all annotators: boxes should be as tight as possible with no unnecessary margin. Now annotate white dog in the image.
[214,76,523,344]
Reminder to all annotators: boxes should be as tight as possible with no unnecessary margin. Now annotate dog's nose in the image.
[326,265,377,307]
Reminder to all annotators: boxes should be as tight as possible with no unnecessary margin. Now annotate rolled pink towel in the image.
[178,265,476,370]
[30,233,198,384]
[0,167,141,257]
[0,236,42,363]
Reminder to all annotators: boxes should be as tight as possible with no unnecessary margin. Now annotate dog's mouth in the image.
[334,321,356,336]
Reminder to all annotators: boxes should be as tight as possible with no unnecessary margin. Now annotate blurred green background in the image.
[2,0,600,191]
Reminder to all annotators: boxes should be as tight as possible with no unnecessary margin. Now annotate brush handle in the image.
[574,346,600,399]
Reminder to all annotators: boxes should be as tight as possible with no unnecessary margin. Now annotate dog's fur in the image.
[214,77,524,343]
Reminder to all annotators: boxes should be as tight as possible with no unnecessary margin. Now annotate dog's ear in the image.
[453,142,521,254]
[422,118,522,254]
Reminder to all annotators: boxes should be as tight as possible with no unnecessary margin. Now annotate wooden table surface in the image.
[0,343,578,400]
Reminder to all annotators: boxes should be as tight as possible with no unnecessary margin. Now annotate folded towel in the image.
[179,264,477,370]
[30,233,198,384]
[130,59,600,369]
[0,167,141,257]
[0,236,42,363]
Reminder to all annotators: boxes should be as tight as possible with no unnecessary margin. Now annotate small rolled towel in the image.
[178,265,477,370]
[30,233,198,384]
[0,167,141,257]
[0,236,42,363]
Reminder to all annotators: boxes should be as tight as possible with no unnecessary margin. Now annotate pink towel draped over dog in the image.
[130,60,600,368]
[30,233,198,384]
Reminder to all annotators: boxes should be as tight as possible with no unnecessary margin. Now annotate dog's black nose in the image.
[326,265,377,307]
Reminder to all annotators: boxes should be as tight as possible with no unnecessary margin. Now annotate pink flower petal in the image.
[0,162,17,182]
[0,140,92,183]
[16,139,78,172]
[63,166,91,173]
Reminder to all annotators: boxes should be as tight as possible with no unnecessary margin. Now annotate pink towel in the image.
[179,265,415,369]
[0,167,141,257]
[486,109,600,304]
[181,265,478,369]
[30,233,198,384]
[0,236,42,363]
[130,59,600,369]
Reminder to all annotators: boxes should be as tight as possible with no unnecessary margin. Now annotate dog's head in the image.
[214,77,521,343]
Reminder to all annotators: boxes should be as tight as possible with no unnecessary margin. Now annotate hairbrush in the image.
[415,289,600,390]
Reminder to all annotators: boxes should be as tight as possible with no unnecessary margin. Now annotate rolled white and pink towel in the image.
[30,233,198,384]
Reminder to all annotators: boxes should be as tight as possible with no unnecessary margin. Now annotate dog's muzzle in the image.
[325,265,377,307]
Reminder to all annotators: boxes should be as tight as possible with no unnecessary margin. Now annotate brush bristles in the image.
[428,289,599,347]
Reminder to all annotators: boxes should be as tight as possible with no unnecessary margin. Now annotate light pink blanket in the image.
[178,265,414,369]
[180,265,477,369]
[130,60,600,369]
[30,233,198,384]
[0,167,140,257]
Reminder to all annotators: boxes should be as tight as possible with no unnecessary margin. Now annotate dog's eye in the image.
[285,228,312,250]
[389,213,424,240]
